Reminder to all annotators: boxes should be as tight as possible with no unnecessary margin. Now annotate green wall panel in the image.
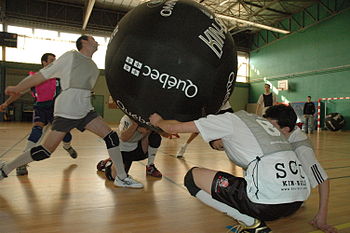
[249,9,350,130]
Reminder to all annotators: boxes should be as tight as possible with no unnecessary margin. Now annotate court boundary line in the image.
[0,133,29,158]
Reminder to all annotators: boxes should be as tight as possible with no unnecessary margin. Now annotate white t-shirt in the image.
[194,111,311,204]
[39,50,100,119]
[118,115,144,152]
[288,127,328,188]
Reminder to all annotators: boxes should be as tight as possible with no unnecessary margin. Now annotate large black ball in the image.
[325,113,345,131]
[105,0,237,130]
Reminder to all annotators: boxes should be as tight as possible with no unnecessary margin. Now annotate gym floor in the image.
[0,122,349,233]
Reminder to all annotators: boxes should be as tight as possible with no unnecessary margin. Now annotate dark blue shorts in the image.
[32,106,54,125]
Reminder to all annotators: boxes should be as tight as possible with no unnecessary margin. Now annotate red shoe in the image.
[146,164,162,178]
[96,158,112,171]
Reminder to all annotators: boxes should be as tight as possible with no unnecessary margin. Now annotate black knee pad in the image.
[184,167,201,196]
[104,131,119,149]
[28,126,43,143]
[148,132,161,148]
[63,132,72,143]
[31,145,51,161]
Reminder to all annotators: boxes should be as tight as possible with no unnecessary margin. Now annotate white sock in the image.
[3,150,34,175]
[147,146,157,165]
[23,140,36,152]
[107,147,127,180]
[196,190,255,226]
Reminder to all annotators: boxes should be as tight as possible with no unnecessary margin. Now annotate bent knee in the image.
[104,131,119,149]
[184,167,201,196]
[148,132,161,148]
[31,145,51,161]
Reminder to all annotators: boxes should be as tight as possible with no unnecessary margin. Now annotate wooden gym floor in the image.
[0,122,349,233]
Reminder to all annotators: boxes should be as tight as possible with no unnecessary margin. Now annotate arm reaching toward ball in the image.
[149,113,199,134]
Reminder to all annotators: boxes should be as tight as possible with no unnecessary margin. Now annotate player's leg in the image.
[184,167,271,232]
[62,132,78,158]
[17,107,48,175]
[145,132,162,177]
[83,113,142,188]
[1,130,66,179]
[176,132,199,158]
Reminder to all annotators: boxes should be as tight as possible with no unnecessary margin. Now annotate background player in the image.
[0,53,77,176]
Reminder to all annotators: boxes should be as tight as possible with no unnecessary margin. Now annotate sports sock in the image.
[196,190,255,226]
[23,140,36,152]
[147,146,157,165]
[2,150,34,175]
[107,147,127,180]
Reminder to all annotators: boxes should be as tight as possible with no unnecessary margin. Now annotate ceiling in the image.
[2,0,319,51]
[74,0,317,33]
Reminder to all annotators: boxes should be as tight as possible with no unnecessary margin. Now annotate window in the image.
[236,51,249,83]
[5,25,109,69]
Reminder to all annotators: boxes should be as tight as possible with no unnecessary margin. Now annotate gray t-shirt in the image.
[39,50,100,119]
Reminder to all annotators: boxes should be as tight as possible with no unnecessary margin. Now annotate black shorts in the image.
[51,110,99,133]
[122,141,148,163]
[32,106,54,125]
[211,171,303,221]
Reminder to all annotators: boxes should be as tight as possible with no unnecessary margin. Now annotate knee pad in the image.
[148,132,161,148]
[184,167,201,196]
[63,132,72,143]
[103,131,119,149]
[30,145,51,161]
[28,126,43,143]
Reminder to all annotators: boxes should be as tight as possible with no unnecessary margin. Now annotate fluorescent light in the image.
[216,14,290,34]
[219,0,229,6]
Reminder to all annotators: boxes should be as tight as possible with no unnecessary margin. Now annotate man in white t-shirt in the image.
[264,105,337,233]
[176,101,234,158]
[0,35,142,188]
[97,115,163,183]
[150,105,314,232]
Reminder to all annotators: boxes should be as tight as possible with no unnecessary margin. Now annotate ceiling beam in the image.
[216,13,290,34]
[82,0,96,30]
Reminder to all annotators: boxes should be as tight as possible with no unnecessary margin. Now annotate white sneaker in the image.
[114,175,144,189]
[176,145,187,158]
[0,160,8,181]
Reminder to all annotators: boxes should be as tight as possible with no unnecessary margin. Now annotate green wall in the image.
[249,9,350,130]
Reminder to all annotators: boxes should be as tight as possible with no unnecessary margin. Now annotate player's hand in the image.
[5,86,21,96]
[310,216,338,233]
[0,103,7,112]
[149,113,163,126]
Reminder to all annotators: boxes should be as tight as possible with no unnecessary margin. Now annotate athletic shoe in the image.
[229,219,272,233]
[146,164,162,178]
[114,175,144,189]
[16,164,28,176]
[176,145,187,158]
[0,160,8,180]
[64,146,78,159]
[97,158,112,171]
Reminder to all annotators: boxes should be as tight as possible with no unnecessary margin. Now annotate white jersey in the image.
[289,127,328,188]
[118,115,144,152]
[194,111,311,204]
[39,50,100,119]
